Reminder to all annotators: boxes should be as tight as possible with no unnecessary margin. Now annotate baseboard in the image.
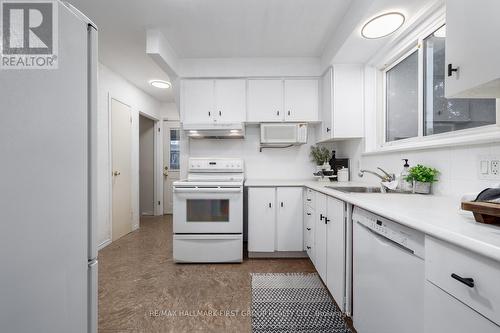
[248,251,308,259]
[98,239,112,250]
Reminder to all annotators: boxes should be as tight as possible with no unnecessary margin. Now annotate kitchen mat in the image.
[251,273,352,333]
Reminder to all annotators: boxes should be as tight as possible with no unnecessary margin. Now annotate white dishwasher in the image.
[352,208,425,333]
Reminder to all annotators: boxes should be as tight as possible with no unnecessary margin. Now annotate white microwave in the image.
[260,123,308,144]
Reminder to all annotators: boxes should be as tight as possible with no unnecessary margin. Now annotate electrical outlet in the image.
[478,156,500,180]
[492,160,499,176]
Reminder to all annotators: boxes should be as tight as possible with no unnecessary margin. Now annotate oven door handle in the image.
[174,187,242,193]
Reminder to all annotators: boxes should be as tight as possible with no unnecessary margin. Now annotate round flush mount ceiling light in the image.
[149,80,171,89]
[361,12,405,39]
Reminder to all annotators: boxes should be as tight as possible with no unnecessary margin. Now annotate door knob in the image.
[113,171,121,176]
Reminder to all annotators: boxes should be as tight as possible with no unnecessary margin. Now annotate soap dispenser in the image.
[400,159,412,192]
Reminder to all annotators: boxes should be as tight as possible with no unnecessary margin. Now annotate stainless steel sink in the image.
[326,186,382,193]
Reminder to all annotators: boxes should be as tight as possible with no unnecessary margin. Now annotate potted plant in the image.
[405,164,439,194]
[310,146,332,171]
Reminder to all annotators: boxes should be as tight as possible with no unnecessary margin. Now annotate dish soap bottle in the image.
[400,159,412,192]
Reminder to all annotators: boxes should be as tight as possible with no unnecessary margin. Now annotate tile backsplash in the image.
[332,139,500,200]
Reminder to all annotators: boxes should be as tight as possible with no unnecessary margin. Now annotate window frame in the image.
[377,15,500,152]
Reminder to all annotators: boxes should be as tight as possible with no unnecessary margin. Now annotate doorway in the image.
[163,121,180,214]
[111,98,132,242]
[139,115,155,216]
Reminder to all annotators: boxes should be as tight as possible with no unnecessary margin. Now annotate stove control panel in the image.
[189,158,244,172]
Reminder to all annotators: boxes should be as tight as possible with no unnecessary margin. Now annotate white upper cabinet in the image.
[247,79,283,122]
[445,0,500,98]
[181,79,215,124]
[181,79,246,124]
[248,79,319,122]
[284,79,319,122]
[214,79,246,123]
[318,65,363,142]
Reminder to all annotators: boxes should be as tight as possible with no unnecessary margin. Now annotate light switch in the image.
[480,160,489,174]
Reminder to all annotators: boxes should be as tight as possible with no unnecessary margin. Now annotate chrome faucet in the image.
[358,167,396,183]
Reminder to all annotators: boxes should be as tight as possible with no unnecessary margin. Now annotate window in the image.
[386,50,419,142]
[384,23,497,143]
[169,128,180,170]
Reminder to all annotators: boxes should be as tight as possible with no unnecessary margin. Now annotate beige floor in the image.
[98,215,315,332]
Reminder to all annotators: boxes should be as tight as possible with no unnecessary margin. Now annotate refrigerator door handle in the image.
[88,24,99,261]
[88,259,98,333]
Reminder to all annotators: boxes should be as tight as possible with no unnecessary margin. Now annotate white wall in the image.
[139,116,155,215]
[97,63,162,248]
[334,138,500,200]
[189,125,317,179]
[160,102,179,120]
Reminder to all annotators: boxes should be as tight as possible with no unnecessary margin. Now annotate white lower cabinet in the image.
[247,188,276,252]
[313,192,346,311]
[276,187,303,251]
[424,281,500,333]
[248,187,303,253]
[325,196,345,308]
[424,236,500,331]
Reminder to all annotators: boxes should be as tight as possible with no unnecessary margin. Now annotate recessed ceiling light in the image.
[149,80,171,89]
[361,12,405,39]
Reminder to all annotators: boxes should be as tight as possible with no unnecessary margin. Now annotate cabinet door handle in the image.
[320,214,324,220]
[324,218,330,224]
[451,273,474,288]
[219,110,222,116]
[306,198,311,202]
[287,110,291,116]
[276,110,280,116]
[280,202,284,208]
[448,63,459,77]
[268,203,272,208]
[306,213,311,216]
[306,246,311,250]
[326,127,331,133]
[306,228,311,231]
[208,111,211,117]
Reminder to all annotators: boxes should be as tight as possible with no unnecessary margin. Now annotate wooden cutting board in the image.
[461,201,500,225]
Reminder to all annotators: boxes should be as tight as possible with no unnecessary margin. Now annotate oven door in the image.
[173,186,243,234]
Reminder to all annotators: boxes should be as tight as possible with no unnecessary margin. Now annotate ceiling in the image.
[67,0,352,102]
[67,0,437,103]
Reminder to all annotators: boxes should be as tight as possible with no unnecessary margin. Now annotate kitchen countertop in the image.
[245,179,500,262]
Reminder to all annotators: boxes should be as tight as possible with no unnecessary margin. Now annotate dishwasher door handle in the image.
[356,220,415,255]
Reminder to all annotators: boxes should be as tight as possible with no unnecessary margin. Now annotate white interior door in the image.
[111,99,132,241]
[163,121,180,214]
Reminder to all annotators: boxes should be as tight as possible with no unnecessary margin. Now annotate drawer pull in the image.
[451,273,474,288]
[306,246,311,250]
[307,198,311,202]
[306,213,311,216]
[306,228,311,231]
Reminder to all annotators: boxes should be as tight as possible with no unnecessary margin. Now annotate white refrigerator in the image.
[0,2,98,333]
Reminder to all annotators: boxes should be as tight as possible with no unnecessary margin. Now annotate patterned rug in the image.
[251,273,352,333]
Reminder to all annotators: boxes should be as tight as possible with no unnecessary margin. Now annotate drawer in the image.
[304,205,314,228]
[304,226,314,258]
[425,236,500,325]
[304,188,315,208]
[425,281,500,333]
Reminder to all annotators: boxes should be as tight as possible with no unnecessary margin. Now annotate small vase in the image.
[413,181,432,194]
[322,162,331,171]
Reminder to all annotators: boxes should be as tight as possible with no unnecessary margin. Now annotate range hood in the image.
[183,123,245,139]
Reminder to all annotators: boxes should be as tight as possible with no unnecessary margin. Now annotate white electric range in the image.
[172,158,244,263]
